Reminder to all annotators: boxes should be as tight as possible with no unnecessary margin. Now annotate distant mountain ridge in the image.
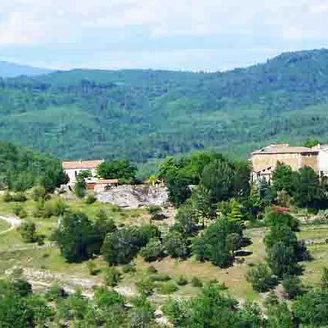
[0,61,52,77]
[0,49,328,162]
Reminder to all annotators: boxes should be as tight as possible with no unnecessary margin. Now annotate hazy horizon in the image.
[1,0,328,71]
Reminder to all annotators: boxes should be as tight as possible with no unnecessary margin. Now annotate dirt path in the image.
[0,215,21,235]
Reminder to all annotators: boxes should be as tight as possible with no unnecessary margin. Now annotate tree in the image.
[200,159,235,203]
[266,301,295,328]
[97,159,136,183]
[265,221,303,278]
[227,198,244,224]
[164,231,189,259]
[193,219,243,268]
[54,212,95,262]
[74,177,86,198]
[173,202,198,237]
[293,289,328,327]
[246,264,277,292]
[321,267,328,288]
[282,275,303,299]
[19,222,37,243]
[101,225,158,265]
[140,238,164,262]
[304,138,320,148]
[293,166,328,209]
[192,185,215,225]
[272,162,295,195]
[167,174,192,206]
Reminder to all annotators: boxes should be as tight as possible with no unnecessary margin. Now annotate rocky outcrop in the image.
[95,185,169,209]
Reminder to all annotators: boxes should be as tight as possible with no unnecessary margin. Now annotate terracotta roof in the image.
[252,146,318,155]
[95,179,119,185]
[62,160,104,170]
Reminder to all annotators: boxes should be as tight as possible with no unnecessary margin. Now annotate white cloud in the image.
[1,0,328,69]
[0,0,328,45]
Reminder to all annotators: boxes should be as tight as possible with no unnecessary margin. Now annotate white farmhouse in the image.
[312,144,328,176]
[62,160,104,184]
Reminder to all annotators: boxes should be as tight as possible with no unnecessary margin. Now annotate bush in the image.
[104,267,121,287]
[86,260,97,276]
[46,283,68,301]
[36,234,46,246]
[282,276,303,299]
[13,204,23,216]
[140,238,164,262]
[122,263,136,274]
[136,277,155,296]
[164,231,189,259]
[12,192,27,202]
[246,264,277,292]
[85,194,97,204]
[158,281,179,295]
[43,198,68,218]
[18,208,27,219]
[191,277,203,288]
[74,178,86,198]
[146,266,158,274]
[150,273,171,282]
[32,185,47,202]
[176,275,188,286]
[19,221,37,243]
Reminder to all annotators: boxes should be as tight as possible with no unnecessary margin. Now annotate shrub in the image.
[32,185,47,202]
[3,191,12,202]
[19,221,37,243]
[18,208,28,219]
[150,273,171,282]
[36,234,46,246]
[122,263,136,274]
[86,260,97,276]
[176,275,188,286]
[12,192,27,202]
[104,267,121,287]
[164,231,189,259]
[246,264,277,292]
[158,281,179,295]
[282,276,303,299]
[191,277,203,288]
[85,194,97,204]
[146,266,158,274]
[136,277,155,297]
[43,198,68,218]
[140,238,164,262]
[13,204,23,216]
[46,283,68,301]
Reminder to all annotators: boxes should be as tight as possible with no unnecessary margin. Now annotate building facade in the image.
[251,144,319,183]
[62,160,104,184]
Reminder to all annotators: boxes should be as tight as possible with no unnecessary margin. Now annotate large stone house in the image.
[62,160,104,184]
[311,144,328,177]
[251,144,319,183]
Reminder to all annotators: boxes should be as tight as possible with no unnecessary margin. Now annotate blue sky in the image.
[1,0,328,71]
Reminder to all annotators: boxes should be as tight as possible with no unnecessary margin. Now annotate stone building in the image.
[251,144,319,183]
[62,160,104,184]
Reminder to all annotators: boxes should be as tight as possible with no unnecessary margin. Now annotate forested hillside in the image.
[1,49,328,161]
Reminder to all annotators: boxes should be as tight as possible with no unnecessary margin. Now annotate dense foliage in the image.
[0,141,68,191]
[2,49,328,163]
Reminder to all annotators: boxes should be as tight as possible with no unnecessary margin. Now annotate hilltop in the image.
[1,49,328,161]
[0,60,52,78]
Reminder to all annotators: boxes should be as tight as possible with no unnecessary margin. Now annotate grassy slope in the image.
[0,196,327,303]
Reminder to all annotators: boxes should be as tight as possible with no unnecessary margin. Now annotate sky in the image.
[1,0,328,71]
